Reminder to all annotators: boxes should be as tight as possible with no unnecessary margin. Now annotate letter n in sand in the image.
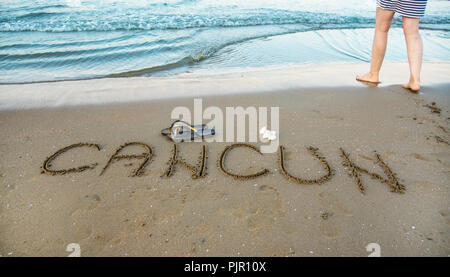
[339,148,405,194]
[162,143,207,179]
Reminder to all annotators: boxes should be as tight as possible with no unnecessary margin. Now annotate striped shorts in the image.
[377,0,428,18]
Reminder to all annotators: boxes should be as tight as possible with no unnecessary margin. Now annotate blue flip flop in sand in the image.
[161,120,215,143]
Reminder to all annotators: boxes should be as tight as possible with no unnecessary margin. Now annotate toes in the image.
[356,73,379,84]
[356,75,370,82]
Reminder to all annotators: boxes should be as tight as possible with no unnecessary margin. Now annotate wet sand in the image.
[0,62,449,256]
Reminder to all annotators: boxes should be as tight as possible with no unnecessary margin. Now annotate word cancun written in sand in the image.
[40,142,406,195]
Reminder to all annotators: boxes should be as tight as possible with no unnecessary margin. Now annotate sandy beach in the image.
[0,62,448,257]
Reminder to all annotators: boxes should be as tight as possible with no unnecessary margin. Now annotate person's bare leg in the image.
[356,7,394,83]
[402,17,422,92]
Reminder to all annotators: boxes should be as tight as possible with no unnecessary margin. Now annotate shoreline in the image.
[1,27,449,84]
[1,61,449,111]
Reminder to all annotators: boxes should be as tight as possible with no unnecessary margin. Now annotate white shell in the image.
[259,126,267,135]
[261,128,277,141]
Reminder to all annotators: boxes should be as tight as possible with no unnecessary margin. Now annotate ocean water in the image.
[0,0,449,83]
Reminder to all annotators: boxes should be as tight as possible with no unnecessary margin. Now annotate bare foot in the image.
[356,73,380,84]
[402,80,420,92]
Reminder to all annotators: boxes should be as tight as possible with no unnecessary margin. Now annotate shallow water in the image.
[0,0,449,83]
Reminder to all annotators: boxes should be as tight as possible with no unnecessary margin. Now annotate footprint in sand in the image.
[234,186,285,233]
[318,192,353,217]
[78,233,110,255]
[70,194,102,220]
[319,220,340,238]
[106,232,128,248]
[67,194,103,242]
[318,211,341,238]
[318,192,353,238]
[67,209,93,243]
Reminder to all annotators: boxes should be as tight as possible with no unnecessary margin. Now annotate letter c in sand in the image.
[217,143,269,180]
[41,143,101,175]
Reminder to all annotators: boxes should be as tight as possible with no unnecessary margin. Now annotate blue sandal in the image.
[161,120,215,142]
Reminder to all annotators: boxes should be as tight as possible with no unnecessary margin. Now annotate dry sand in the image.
[0,62,449,256]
